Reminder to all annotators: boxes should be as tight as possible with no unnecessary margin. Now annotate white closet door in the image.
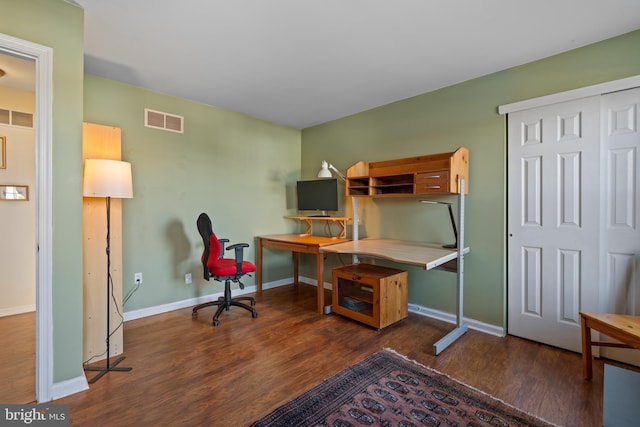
[599,87,640,366]
[507,96,601,352]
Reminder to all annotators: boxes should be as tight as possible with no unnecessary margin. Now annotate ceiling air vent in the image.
[12,111,33,128]
[0,108,34,128]
[144,108,184,133]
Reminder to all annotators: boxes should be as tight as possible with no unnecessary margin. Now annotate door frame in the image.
[499,75,640,115]
[0,33,53,402]
[499,74,640,337]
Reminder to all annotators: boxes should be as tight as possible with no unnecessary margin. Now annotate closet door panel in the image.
[508,96,601,353]
[599,88,640,367]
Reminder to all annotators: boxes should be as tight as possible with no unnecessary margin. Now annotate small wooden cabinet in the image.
[346,147,468,197]
[332,263,408,329]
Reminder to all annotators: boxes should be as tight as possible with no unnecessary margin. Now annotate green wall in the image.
[1,0,85,383]
[302,29,640,328]
[3,0,640,395]
[83,75,301,311]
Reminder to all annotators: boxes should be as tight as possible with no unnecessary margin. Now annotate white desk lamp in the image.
[317,160,359,260]
[317,160,346,180]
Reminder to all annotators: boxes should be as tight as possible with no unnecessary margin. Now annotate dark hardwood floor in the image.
[0,311,36,404]
[5,284,614,425]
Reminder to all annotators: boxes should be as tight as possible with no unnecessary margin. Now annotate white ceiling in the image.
[0,52,35,92]
[10,1,640,129]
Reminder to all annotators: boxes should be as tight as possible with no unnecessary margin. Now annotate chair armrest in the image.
[227,243,249,274]
[218,238,230,256]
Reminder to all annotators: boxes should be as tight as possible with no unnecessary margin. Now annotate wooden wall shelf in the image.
[346,147,468,197]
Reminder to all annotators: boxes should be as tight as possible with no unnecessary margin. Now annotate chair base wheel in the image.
[191,291,257,327]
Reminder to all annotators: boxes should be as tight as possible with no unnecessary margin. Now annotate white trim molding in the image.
[0,304,36,317]
[0,32,54,403]
[50,376,88,401]
[498,75,640,114]
[408,304,505,337]
[123,286,258,322]
[123,278,505,339]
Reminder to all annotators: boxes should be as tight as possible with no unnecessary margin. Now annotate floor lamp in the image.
[83,159,133,384]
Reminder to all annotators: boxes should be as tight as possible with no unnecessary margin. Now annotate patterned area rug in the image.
[248,349,556,427]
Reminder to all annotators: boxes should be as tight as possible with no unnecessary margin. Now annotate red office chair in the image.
[192,213,257,326]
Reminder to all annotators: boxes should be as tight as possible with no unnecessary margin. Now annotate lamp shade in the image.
[317,160,332,178]
[83,159,133,198]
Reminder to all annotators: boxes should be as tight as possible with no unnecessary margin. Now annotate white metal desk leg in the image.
[352,196,359,264]
[434,178,468,355]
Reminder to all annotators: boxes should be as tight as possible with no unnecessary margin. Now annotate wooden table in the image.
[580,312,640,380]
[256,234,350,314]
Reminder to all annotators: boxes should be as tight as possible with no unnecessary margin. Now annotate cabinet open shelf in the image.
[346,147,468,197]
[332,263,408,329]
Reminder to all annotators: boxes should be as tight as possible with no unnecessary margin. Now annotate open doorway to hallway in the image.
[0,50,36,403]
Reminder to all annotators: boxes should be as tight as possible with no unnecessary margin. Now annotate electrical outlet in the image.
[135,272,143,284]
[185,273,192,284]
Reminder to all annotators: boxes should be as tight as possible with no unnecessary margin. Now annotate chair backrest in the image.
[197,213,216,280]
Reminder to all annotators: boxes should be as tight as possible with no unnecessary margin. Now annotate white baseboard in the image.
[260,278,294,291]
[50,375,88,401]
[0,304,36,317]
[123,285,258,321]
[408,304,505,337]
[298,275,332,290]
[123,277,327,321]
[123,277,505,338]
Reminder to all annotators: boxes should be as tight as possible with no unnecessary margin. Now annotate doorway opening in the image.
[0,34,54,403]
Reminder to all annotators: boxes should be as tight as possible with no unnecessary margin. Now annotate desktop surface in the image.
[321,238,469,270]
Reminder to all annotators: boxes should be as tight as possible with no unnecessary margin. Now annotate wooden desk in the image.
[320,239,469,270]
[256,234,350,314]
[580,312,640,380]
[322,238,470,354]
